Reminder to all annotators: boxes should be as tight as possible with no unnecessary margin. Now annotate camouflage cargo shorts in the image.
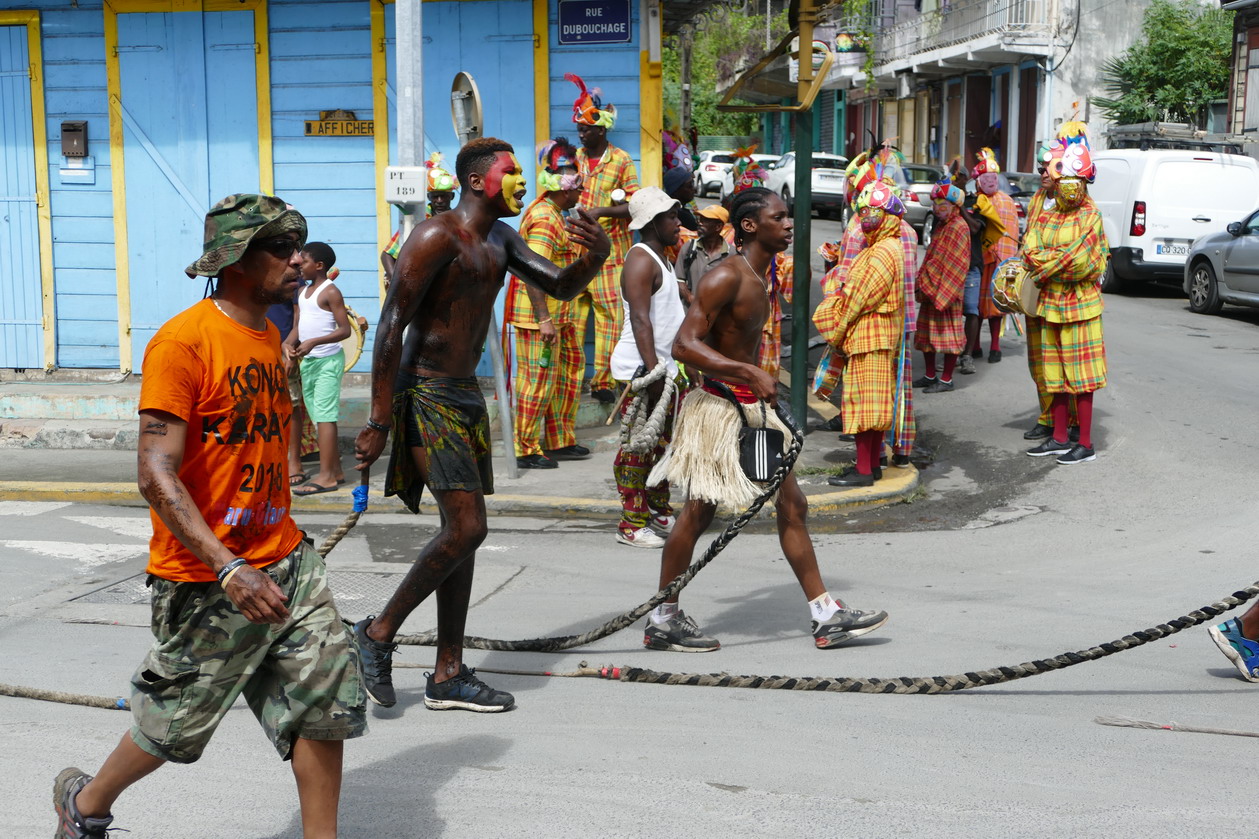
[129,540,367,764]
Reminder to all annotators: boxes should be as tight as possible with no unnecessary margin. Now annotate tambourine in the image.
[341,305,365,372]
[991,258,1040,317]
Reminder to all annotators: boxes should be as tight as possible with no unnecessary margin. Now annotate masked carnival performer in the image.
[506,138,591,470]
[566,73,640,404]
[1021,123,1107,465]
[382,152,458,285]
[645,187,889,651]
[352,139,610,711]
[913,179,970,392]
[969,148,1019,363]
[610,188,687,548]
[813,180,908,488]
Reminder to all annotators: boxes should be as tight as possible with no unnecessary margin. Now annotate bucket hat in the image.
[185,194,307,278]
[627,187,679,231]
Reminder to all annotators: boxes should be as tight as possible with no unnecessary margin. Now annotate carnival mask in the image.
[933,199,957,222]
[1057,177,1086,210]
[976,173,1000,196]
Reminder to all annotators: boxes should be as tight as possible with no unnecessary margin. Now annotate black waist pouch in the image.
[709,382,784,483]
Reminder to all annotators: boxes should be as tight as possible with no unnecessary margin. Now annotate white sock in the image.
[809,592,842,622]
[651,602,681,624]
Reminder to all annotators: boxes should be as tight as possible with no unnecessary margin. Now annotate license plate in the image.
[1155,241,1189,256]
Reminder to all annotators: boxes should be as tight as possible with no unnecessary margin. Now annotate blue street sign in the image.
[557,0,632,45]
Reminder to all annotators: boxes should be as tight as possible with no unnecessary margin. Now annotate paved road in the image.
[7,260,1259,835]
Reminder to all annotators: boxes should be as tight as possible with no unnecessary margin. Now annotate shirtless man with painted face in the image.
[645,187,889,653]
[351,138,610,712]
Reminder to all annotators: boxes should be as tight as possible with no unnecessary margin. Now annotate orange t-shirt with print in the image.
[139,298,303,582]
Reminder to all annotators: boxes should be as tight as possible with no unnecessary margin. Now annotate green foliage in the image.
[1090,0,1234,129]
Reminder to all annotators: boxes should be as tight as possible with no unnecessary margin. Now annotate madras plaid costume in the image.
[914,213,968,355]
[977,190,1020,320]
[574,145,639,392]
[1022,197,1108,394]
[1023,189,1078,424]
[758,252,794,377]
[614,387,680,533]
[812,235,905,435]
[506,196,582,456]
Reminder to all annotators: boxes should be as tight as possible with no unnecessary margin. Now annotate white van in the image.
[1089,150,1259,292]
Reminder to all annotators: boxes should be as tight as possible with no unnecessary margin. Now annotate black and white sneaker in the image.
[1056,444,1096,465]
[812,608,889,649]
[643,611,720,652]
[1026,438,1072,458]
[424,665,514,712]
[912,375,937,388]
[352,616,398,707]
[923,379,954,393]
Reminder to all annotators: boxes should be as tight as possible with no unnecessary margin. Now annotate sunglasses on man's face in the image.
[253,237,303,258]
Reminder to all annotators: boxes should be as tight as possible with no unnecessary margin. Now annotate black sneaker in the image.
[1069,425,1080,443]
[1026,438,1073,457]
[424,665,514,712]
[54,768,114,839]
[517,453,558,469]
[912,375,937,388]
[820,415,845,432]
[987,350,1002,363]
[1056,444,1096,465]
[827,467,874,488]
[1023,423,1053,440]
[643,610,720,652]
[923,379,954,393]
[546,444,591,460]
[813,608,889,649]
[972,346,984,359]
[590,388,616,404]
[352,617,398,707]
[958,355,976,375]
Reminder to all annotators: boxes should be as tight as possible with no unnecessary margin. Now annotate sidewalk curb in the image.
[0,466,918,520]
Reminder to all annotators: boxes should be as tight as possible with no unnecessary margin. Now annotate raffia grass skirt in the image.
[648,387,791,510]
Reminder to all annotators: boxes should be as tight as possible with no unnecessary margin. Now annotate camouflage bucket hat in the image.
[185,194,308,278]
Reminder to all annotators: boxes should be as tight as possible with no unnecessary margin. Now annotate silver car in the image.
[1184,210,1259,314]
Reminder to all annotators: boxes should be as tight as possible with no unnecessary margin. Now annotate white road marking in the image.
[0,540,147,568]
[65,515,153,541]
[0,501,73,516]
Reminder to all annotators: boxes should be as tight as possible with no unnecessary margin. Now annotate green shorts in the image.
[300,350,345,423]
[129,541,367,764]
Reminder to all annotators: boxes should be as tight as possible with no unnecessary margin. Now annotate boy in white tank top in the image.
[288,242,351,494]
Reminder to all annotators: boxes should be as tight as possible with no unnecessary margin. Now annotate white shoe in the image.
[616,526,667,548]
[649,514,676,535]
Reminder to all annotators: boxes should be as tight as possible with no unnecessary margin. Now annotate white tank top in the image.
[610,243,687,380]
[297,280,342,358]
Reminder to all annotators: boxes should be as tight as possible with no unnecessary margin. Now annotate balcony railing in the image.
[873,0,1055,67]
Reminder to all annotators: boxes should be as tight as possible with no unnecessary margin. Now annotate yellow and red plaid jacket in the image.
[505,196,579,328]
[813,237,905,356]
[576,145,639,260]
[977,190,1020,262]
[1022,198,1108,324]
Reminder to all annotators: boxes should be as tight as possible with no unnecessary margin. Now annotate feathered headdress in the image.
[425,153,456,193]
[1050,120,1096,182]
[564,73,616,129]
[972,147,1000,178]
[731,143,768,193]
[856,166,905,216]
[536,138,581,194]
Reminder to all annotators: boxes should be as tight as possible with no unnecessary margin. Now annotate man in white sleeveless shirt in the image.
[610,187,686,548]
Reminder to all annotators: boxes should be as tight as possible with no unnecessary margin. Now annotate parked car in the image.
[763,152,849,218]
[694,150,736,197]
[716,154,780,199]
[1090,149,1259,293]
[898,163,948,241]
[1183,209,1259,315]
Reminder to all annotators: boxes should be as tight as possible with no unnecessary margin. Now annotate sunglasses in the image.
[252,236,303,258]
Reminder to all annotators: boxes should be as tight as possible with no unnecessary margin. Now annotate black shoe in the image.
[987,350,1002,363]
[958,355,976,375]
[820,415,845,432]
[891,453,910,467]
[972,346,983,359]
[827,468,874,488]
[812,608,889,649]
[1026,438,1073,458]
[424,664,515,712]
[1023,423,1053,440]
[546,444,591,460]
[1056,444,1096,465]
[517,454,558,469]
[912,375,937,389]
[352,617,398,707]
[923,379,954,393]
[1069,425,1080,443]
[837,433,855,443]
[591,388,616,404]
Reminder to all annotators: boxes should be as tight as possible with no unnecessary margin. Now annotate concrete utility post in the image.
[396,0,423,242]
[790,0,817,425]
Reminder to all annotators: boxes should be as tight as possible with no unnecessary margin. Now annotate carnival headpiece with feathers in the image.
[1041,120,1096,182]
[425,153,456,193]
[731,143,769,193]
[565,73,616,129]
[855,164,905,216]
[536,138,582,194]
[971,147,1000,178]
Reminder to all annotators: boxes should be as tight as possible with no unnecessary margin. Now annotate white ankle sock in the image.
[651,602,681,624]
[809,592,842,622]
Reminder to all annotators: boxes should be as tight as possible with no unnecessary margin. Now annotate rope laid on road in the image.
[394,403,806,652]
[1094,715,1259,739]
[619,362,677,454]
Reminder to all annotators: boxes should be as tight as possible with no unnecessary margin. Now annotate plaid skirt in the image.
[1039,315,1107,394]
[914,302,966,354]
[841,350,895,434]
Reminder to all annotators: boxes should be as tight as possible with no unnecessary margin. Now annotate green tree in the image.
[1091,0,1234,129]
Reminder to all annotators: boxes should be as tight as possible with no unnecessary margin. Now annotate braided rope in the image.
[316,474,371,559]
[619,362,676,454]
[395,403,806,651]
[610,582,1259,694]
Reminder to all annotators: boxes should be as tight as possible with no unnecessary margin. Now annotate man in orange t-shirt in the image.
[53,195,365,839]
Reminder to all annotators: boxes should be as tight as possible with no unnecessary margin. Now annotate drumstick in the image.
[604,382,633,425]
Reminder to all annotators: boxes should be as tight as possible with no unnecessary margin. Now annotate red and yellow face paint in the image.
[485,152,527,215]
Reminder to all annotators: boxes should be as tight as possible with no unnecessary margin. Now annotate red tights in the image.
[855,430,882,475]
[922,352,958,382]
[1052,391,1093,447]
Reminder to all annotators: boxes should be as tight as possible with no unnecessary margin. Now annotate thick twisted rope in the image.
[316,471,371,558]
[608,582,1259,694]
[619,362,676,454]
[396,403,806,651]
